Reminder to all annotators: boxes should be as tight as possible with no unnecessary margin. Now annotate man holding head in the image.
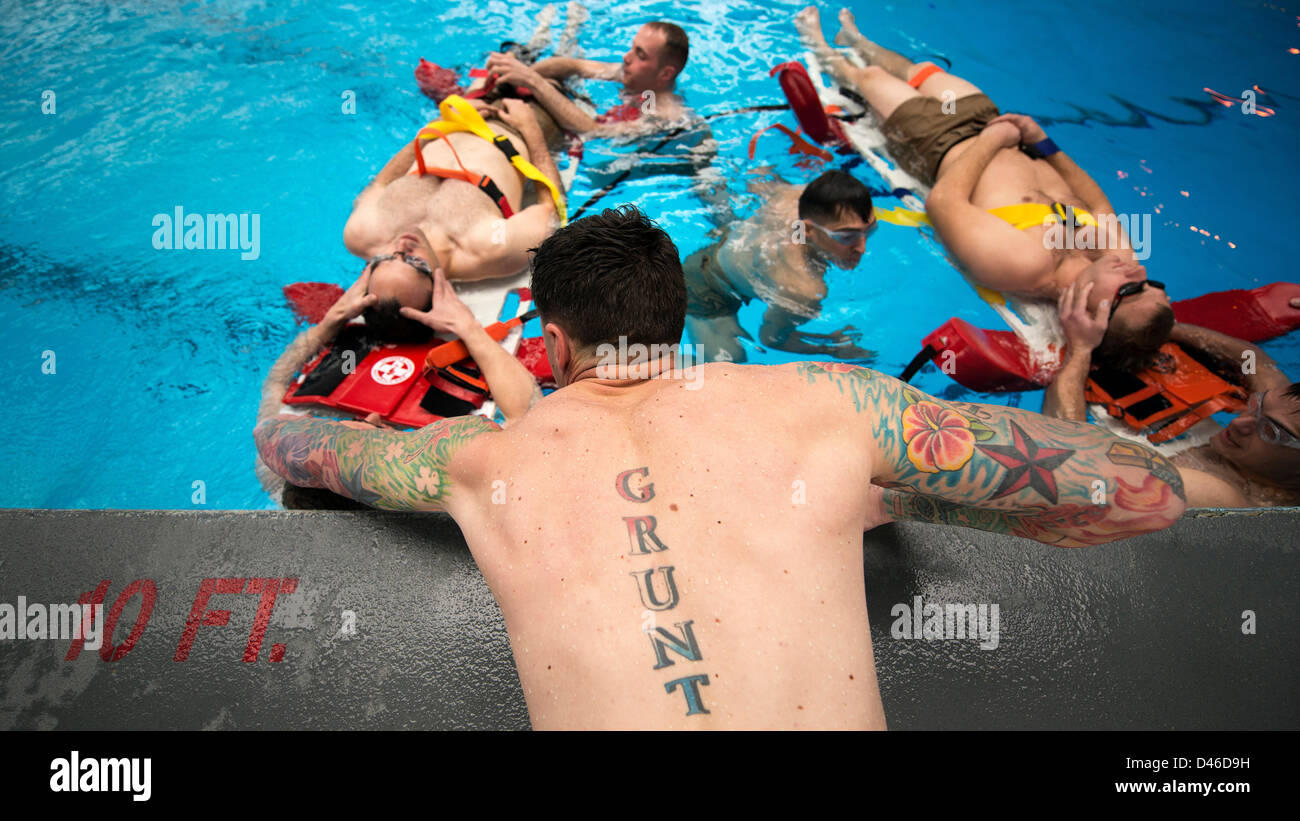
[255,205,1186,730]
[484,19,692,136]
[1045,286,1300,508]
[796,7,1174,375]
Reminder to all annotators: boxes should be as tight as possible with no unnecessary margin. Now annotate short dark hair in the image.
[1285,383,1300,404]
[647,21,689,73]
[1094,304,1175,372]
[798,170,874,224]
[529,205,686,352]
[363,298,435,344]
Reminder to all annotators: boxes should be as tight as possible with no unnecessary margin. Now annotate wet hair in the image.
[362,298,435,344]
[1093,304,1175,372]
[646,21,689,73]
[529,204,686,351]
[798,170,874,225]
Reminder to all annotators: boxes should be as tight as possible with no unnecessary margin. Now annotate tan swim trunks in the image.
[881,93,1001,187]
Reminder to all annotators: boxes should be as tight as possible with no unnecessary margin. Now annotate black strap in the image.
[493,134,520,160]
[898,344,937,384]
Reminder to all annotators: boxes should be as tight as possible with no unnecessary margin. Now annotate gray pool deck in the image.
[0,507,1296,730]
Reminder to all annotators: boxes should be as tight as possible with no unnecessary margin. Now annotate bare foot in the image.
[794,6,826,44]
[834,8,863,47]
[565,0,588,26]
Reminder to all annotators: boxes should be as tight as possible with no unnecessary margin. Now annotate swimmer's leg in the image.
[834,8,984,100]
[521,4,556,60]
[833,9,914,79]
[686,314,748,364]
[557,1,588,57]
[795,7,916,120]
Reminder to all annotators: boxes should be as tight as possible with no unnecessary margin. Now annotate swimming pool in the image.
[1,0,1296,509]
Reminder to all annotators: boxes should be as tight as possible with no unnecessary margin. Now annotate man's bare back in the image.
[448,364,883,729]
[254,206,1186,730]
[257,362,1187,729]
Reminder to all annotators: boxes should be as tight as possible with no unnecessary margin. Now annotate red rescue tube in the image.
[1172,282,1300,342]
[911,282,1300,392]
[770,61,844,146]
[920,318,1051,393]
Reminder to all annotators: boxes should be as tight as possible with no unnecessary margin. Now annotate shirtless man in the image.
[343,98,565,341]
[483,20,692,137]
[684,169,877,363]
[796,7,1174,372]
[254,205,1186,730]
[1045,284,1300,507]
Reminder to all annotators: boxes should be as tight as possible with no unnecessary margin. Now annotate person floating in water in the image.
[1044,284,1300,507]
[484,16,693,137]
[684,169,877,363]
[255,205,1187,730]
[795,7,1173,374]
[256,263,542,508]
[342,97,565,342]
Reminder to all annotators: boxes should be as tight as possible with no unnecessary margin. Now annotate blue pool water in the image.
[2,0,1297,509]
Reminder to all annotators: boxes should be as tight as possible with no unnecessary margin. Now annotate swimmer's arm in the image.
[344,141,419,252]
[400,272,541,426]
[927,132,1054,294]
[533,57,621,81]
[524,79,601,134]
[253,414,498,512]
[1040,353,1092,422]
[1170,323,1291,392]
[798,364,1187,545]
[256,268,377,422]
[1180,467,1251,508]
[1042,280,1107,422]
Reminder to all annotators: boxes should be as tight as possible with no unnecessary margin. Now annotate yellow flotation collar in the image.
[417,95,567,225]
[987,202,1097,231]
[872,206,1006,313]
[875,206,932,228]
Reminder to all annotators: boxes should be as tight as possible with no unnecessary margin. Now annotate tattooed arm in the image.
[253,413,497,512]
[797,363,1186,546]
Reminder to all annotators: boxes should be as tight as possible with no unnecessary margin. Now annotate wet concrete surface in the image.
[0,508,1295,729]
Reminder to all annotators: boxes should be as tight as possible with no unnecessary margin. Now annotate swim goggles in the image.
[1108,278,1165,320]
[805,214,877,245]
[1247,391,1300,450]
[364,252,434,280]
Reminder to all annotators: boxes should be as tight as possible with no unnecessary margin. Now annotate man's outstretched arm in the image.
[254,413,496,511]
[926,122,1056,295]
[532,56,622,81]
[798,363,1186,546]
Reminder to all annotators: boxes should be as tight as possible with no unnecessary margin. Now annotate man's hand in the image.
[495,98,542,139]
[399,268,476,337]
[319,267,379,339]
[1058,281,1109,357]
[987,113,1048,145]
[485,52,545,91]
[980,119,1022,150]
